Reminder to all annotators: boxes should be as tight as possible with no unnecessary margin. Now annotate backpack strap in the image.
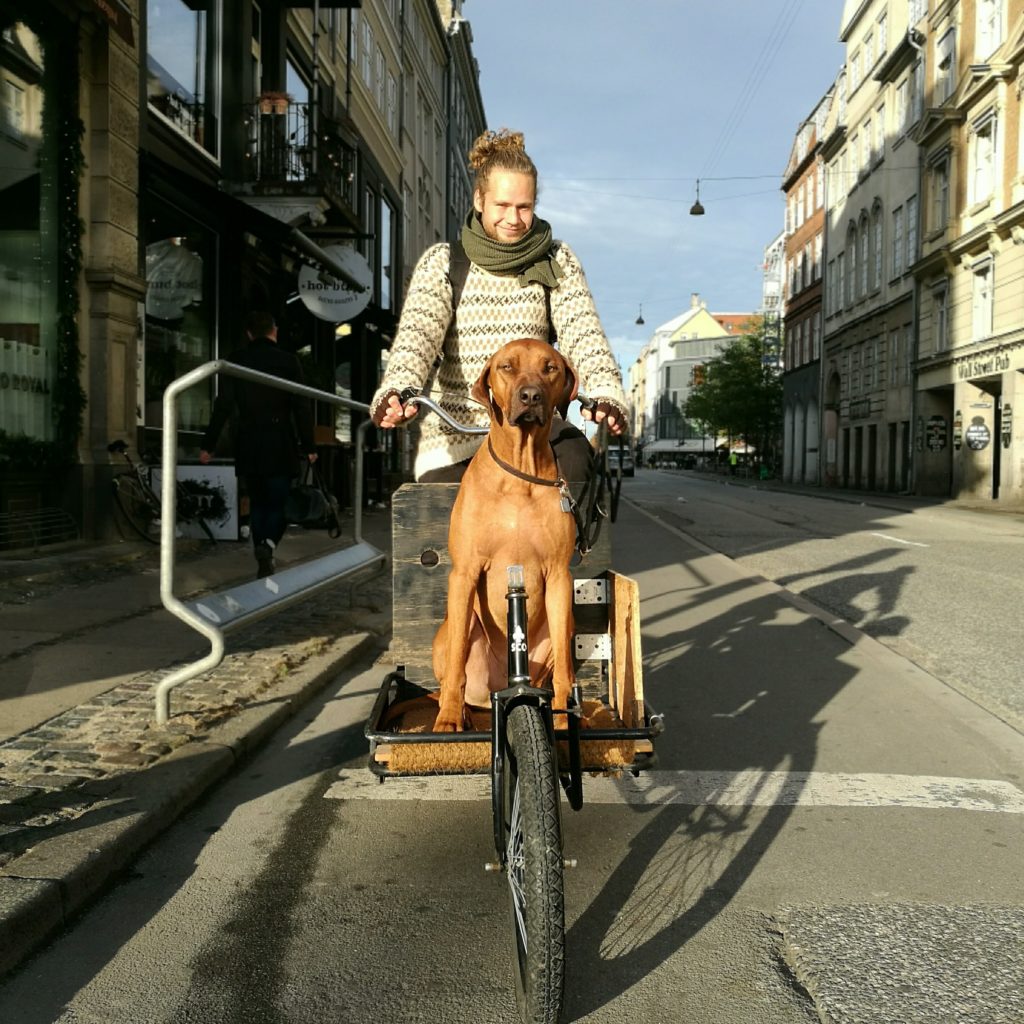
[447,238,472,315]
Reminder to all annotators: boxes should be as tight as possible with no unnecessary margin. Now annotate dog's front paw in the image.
[433,705,465,733]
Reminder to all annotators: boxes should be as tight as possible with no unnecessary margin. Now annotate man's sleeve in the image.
[369,243,451,421]
[549,243,629,415]
[202,374,236,451]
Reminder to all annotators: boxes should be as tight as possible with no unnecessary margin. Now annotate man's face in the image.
[474,171,536,243]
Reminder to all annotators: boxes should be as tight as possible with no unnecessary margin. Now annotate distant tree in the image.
[683,319,782,465]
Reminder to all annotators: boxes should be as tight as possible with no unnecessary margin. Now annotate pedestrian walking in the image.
[370,128,627,484]
[729,451,738,476]
[200,311,317,578]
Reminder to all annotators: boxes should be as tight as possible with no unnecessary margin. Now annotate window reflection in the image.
[147,0,219,156]
[0,22,57,441]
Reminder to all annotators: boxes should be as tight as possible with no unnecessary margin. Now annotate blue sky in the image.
[466,0,846,371]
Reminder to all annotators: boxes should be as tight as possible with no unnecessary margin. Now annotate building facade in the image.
[822,0,920,494]
[781,92,831,485]
[913,0,1024,502]
[0,0,485,545]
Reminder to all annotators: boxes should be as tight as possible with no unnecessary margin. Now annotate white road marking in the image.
[871,532,930,548]
[326,770,1024,813]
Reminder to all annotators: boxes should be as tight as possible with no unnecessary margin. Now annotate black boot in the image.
[255,540,276,578]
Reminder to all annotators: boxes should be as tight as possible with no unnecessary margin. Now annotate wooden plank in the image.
[611,571,645,728]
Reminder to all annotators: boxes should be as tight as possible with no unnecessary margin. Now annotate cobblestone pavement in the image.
[0,564,391,871]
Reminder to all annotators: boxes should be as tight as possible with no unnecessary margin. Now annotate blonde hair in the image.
[468,129,538,199]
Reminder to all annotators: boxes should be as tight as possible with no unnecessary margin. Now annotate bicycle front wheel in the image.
[112,475,159,543]
[503,703,565,1024]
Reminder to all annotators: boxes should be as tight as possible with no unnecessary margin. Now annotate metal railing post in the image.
[155,360,378,723]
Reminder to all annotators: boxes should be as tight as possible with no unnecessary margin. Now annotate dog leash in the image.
[485,439,593,555]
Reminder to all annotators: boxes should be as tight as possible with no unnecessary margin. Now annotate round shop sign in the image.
[965,422,991,451]
[297,245,373,323]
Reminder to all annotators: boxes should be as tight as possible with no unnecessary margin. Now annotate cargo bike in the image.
[364,397,663,1024]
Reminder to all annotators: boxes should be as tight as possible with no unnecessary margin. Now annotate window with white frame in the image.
[812,313,821,359]
[361,20,372,86]
[814,233,822,280]
[892,206,905,276]
[911,59,924,124]
[872,204,883,290]
[897,78,909,133]
[890,331,901,384]
[933,281,949,351]
[864,338,874,389]
[827,259,836,313]
[970,111,997,205]
[930,153,950,231]
[847,227,857,304]
[904,325,913,380]
[815,163,823,208]
[908,0,927,25]
[838,72,847,123]
[936,29,956,103]
[797,183,805,225]
[375,47,385,110]
[386,72,397,135]
[850,132,859,177]
[977,0,1005,59]
[861,120,871,170]
[837,252,846,311]
[860,217,869,296]
[804,242,812,289]
[875,103,885,159]
[1,77,25,138]
[878,11,887,56]
[972,258,994,339]
[906,194,918,267]
[864,31,874,69]
[850,49,861,91]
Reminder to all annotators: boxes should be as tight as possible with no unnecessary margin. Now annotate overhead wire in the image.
[700,0,807,180]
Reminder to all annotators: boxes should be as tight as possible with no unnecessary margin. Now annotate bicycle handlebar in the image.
[404,392,600,438]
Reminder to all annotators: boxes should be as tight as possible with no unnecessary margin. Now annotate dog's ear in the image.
[557,353,578,418]
[471,358,492,409]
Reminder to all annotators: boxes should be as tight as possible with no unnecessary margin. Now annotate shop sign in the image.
[952,410,963,450]
[0,373,50,394]
[926,415,947,451]
[298,246,373,323]
[1002,403,1013,448]
[965,421,991,451]
[956,353,1011,380]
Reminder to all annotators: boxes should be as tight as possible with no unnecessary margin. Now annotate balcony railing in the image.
[244,100,357,213]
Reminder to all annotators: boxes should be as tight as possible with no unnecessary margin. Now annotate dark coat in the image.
[202,337,316,478]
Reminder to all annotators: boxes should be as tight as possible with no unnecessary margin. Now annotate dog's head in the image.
[471,339,578,428]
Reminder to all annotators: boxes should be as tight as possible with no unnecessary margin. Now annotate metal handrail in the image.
[155,359,384,723]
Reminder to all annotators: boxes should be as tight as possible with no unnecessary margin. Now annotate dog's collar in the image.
[486,437,576,509]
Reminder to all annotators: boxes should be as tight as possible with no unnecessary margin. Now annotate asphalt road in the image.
[628,469,1024,735]
[2,493,1022,1023]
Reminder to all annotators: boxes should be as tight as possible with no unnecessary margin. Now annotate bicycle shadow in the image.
[562,514,907,1019]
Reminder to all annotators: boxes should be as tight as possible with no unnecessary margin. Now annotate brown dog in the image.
[431,338,578,732]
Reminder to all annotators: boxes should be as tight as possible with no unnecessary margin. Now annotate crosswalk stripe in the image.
[325,770,1024,813]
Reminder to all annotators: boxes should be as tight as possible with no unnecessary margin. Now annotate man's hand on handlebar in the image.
[373,389,421,429]
[581,400,625,436]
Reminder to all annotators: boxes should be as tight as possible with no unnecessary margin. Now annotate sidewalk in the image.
[0,514,393,976]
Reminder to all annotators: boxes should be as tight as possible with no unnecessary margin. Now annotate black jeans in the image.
[246,474,292,548]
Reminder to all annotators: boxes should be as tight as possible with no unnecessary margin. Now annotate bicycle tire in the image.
[112,474,159,544]
[503,703,565,1024]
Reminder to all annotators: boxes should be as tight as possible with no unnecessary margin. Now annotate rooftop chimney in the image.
[690,292,700,309]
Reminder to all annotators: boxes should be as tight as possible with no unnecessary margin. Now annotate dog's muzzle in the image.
[507,380,551,426]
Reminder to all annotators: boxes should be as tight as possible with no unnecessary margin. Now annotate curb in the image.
[0,626,388,977]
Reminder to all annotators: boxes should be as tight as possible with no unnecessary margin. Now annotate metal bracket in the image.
[573,579,609,605]
[574,633,612,660]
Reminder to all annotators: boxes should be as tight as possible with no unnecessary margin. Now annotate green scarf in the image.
[460,210,565,289]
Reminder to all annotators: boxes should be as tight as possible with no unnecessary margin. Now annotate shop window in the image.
[143,209,217,435]
[0,21,57,441]
[147,0,221,157]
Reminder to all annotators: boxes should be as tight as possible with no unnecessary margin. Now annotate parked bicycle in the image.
[107,440,219,544]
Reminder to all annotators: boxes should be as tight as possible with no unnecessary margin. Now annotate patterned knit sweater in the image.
[371,240,628,480]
